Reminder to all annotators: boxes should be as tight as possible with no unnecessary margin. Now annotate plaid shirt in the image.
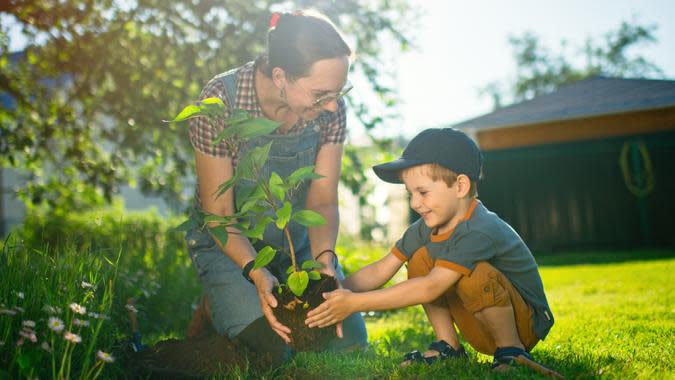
[189,61,347,165]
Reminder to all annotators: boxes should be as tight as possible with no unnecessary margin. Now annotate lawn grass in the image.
[2,213,673,379]
[258,251,673,380]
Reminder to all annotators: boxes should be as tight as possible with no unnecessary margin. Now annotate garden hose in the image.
[619,141,654,197]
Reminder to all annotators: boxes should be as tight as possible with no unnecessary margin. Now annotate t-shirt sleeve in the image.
[435,231,496,275]
[317,97,347,145]
[392,218,429,261]
[188,77,237,158]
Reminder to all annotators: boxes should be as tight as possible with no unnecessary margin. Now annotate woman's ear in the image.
[271,67,287,89]
[456,174,472,198]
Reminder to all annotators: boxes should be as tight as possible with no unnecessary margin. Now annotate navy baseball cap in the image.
[373,128,483,184]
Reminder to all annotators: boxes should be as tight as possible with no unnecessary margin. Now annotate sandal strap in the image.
[402,350,423,362]
[427,340,466,359]
[401,349,438,365]
[492,346,532,367]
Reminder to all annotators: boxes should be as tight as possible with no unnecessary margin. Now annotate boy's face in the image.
[401,167,460,235]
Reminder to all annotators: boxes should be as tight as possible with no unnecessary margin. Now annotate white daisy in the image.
[48,317,65,333]
[63,331,81,344]
[81,281,95,289]
[73,318,90,327]
[43,305,62,314]
[41,341,52,352]
[69,303,86,315]
[125,304,138,314]
[19,330,37,343]
[96,350,115,363]
[0,308,17,316]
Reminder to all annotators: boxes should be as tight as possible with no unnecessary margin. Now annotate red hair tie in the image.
[269,13,280,28]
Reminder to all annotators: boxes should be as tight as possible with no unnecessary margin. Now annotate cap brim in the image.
[373,158,427,184]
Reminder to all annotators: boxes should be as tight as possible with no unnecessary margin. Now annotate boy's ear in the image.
[456,174,471,198]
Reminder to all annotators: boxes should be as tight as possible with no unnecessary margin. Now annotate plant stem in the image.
[283,226,297,272]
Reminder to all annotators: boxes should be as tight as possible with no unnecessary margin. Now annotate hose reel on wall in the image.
[619,140,655,198]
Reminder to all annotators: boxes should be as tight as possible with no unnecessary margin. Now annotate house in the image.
[452,76,675,251]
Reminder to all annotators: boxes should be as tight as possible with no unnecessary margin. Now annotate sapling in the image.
[170,98,330,297]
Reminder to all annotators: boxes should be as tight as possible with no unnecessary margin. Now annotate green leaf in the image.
[232,220,250,230]
[269,172,285,201]
[236,118,280,139]
[174,217,198,232]
[286,265,295,274]
[208,226,228,246]
[292,210,327,227]
[239,216,272,240]
[287,271,309,297]
[215,114,279,144]
[237,142,273,181]
[287,166,323,188]
[200,97,225,107]
[226,109,251,125]
[275,201,292,229]
[234,182,256,209]
[200,98,226,120]
[301,260,323,270]
[203,214,232,225]
[308,270,321,280]
[169,104,202,122]
[215,175,238,198]
[214,110,250,143]
[253,246,276,269]
[239,197,260,214]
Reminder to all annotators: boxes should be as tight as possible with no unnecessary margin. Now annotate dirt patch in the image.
[273,274,338,352]
[122,275,339,377]
[123,332,248,379]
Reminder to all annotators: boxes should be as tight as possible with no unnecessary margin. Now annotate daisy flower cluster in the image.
[1,289,115,366]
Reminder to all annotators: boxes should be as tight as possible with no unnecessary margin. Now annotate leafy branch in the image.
[169,98,326,296]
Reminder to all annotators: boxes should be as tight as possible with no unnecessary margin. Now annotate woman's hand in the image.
[304,289,355,328]
[316,253,338,278]
[249,267,292,343]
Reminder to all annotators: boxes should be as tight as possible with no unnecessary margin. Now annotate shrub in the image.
[1,205,200,378]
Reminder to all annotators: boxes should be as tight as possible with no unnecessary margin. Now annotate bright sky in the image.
[386,0,675,139]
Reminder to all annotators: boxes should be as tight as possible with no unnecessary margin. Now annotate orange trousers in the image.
[408,251,539,355]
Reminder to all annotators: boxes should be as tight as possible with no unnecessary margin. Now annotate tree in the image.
[481,20,664,109]
[0,0,414,213]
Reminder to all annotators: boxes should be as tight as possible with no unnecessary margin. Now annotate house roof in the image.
[452,76,675,130]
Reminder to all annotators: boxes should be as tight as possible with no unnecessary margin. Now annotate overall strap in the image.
[214,68,239,113]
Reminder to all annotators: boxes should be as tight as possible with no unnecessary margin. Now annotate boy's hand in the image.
[305,289,355,328]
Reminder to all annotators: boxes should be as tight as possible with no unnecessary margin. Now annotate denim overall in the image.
[185,67,367,351]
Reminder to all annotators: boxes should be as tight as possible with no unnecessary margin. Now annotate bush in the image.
[1,206,200,378]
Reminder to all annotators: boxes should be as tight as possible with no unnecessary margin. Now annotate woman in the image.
[184,10,367,365]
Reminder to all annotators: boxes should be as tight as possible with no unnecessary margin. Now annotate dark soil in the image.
[273,274,339,352]
[125,332,252,379]
[121,275,339,377]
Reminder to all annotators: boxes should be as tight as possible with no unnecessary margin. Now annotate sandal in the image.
[492,347,565,379]
[400,340,467,366]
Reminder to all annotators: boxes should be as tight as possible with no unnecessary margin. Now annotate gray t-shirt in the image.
[392,200,554,340]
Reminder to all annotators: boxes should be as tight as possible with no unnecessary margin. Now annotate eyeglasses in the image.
[296,80,353,108]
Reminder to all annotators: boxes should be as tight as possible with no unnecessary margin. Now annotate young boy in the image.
[306,128,562,377]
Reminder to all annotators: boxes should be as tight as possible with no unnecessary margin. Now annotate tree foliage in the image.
[0,0,413,213]
[481,20,664,109]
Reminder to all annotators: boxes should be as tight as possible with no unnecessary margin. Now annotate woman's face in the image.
[284,55,350,121]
